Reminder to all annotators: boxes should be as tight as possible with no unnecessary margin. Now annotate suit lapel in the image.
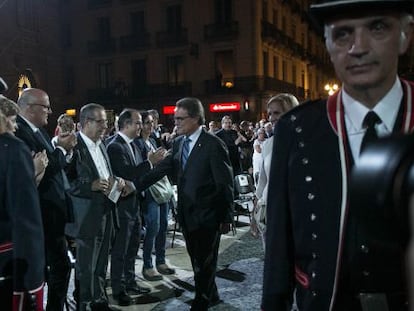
[99,141,113,176]
[76,135,100,178]
[181,131,205,172]
[134,143,143,164]
[116,135,136,166]
[35,128,54,153]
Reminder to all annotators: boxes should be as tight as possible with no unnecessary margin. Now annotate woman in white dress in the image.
[251,93,299,248]
[252,128,267,185]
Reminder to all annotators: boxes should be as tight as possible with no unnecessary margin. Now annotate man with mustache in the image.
[261,0,414,310]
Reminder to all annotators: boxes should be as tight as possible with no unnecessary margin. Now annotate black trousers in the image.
[0,278,12,311]
[183,226,221,310]
[44,233,71,311]
[335,292,408,311]
[41,202,71,311]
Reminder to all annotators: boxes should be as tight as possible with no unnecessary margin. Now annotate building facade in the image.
[0,0,63,113]
[2,0,414,129]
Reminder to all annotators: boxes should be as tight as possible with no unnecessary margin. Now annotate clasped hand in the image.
[56,131,77,151]
[148,147,168,165]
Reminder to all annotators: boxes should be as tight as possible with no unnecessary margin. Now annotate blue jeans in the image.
[142,191,169,269]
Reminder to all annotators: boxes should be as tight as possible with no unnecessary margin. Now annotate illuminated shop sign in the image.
[163,105,176,115]
[209,102,240,112]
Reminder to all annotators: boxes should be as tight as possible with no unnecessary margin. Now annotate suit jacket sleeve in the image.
[65,141,96,198]
[3,137,45,295]
[261,117,295,310]
[106,140,151,184]
[15,122,67,178]
[206,136,234,223]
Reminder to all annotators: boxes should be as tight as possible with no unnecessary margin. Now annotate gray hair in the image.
[79,103,105,127]
[176,97,206,125]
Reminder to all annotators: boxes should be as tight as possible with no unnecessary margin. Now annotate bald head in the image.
[17,88,52,128]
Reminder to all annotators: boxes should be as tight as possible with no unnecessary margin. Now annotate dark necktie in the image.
[129,142,138,165]
[360,111,381,155]
[181,137,191,169]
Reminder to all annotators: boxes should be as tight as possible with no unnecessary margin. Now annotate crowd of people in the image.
[1,0,414,310]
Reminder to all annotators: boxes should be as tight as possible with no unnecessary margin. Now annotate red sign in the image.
[209,102,240,112]
[163,105,176,115]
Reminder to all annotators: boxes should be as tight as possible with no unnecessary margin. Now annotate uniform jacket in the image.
[139,129,234,232]
[66,133,116,238]
[0,133,44,310]
[262,79,414,311]
[15,115,72,232]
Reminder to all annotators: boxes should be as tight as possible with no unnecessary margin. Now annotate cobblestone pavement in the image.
[48,216,264,310]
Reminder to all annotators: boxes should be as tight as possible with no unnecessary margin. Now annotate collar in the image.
[342,77,402,134]
[118,132,134,144]
[19,114,39,133]
[187,126,203,142]
[80,131,102,148]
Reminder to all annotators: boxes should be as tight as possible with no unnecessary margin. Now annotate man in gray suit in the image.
[140,97,234,311]
[66,103,132,311]
[106,109,165,306]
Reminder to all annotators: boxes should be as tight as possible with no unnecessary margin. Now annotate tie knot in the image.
[185,137,191,143]
[363,111,381,128]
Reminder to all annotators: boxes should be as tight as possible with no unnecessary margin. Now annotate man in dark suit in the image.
[261,1,414,310]
[15,88,77,311]
[140,97,234,311]
[0,122,45,311]
[66,103,131,311]
[215,115,244,175]
[106,109,165,306]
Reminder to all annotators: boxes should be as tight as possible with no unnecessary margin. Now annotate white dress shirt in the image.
[343,77,402,165]
[80,131,110,180]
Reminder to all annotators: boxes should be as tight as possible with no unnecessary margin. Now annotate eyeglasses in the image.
[143,120,154,125]
[174,116,191,122]
[29,103,52,111]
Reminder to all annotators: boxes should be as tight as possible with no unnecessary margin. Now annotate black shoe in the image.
[209,297,223,307]
[190,299,208,311]
[135,295,161,304]
[90,301,122,311]
[189,296,222,310]
[112,290,134,306]
[126,282,151,295]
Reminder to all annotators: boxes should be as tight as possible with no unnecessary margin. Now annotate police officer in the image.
[261,0,414,310]
[0,111,45,310]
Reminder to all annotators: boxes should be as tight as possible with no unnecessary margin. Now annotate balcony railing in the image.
[120,32,151,52]
[87,87,118,102]
[88,0,112,9]
[204,21,239,42]
[261,21,288,46]
[156,29,188,48]
[87,38,116,55]
[205,76,306,99]
[120,0,145,4]
[129,82,192,99]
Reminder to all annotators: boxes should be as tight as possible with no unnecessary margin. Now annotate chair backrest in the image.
[234,174,255,194]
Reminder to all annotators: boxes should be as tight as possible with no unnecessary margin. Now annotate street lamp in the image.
[324,83,339,96]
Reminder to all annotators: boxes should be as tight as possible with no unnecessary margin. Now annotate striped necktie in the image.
[181,137,191,169]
